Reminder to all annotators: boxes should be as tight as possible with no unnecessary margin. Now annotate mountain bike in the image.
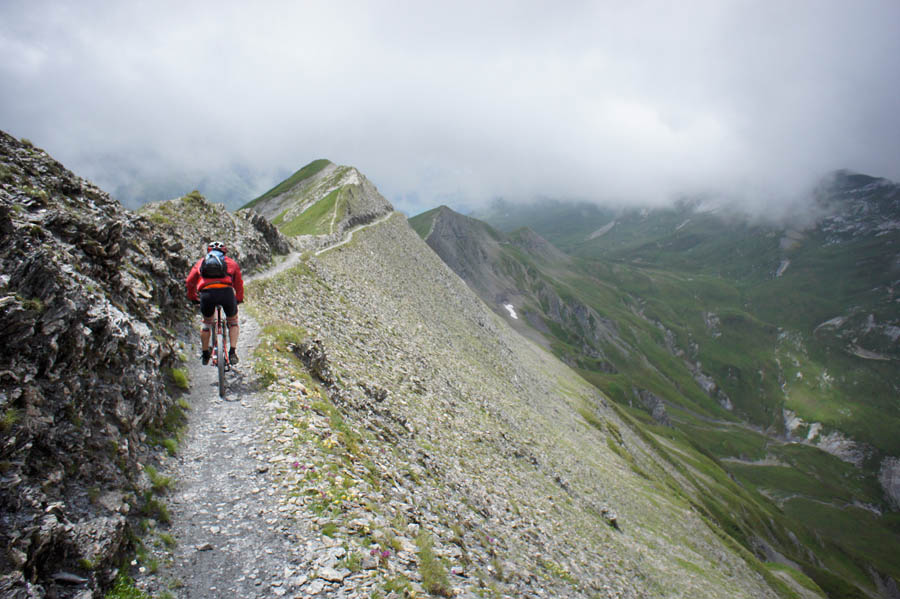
[210,304,231,398]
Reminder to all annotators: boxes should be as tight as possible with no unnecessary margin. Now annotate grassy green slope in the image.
[409,206,441,239]
[241,158,331,210]
[273,187,344,236]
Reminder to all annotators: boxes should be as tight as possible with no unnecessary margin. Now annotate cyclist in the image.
[186,241,244,365]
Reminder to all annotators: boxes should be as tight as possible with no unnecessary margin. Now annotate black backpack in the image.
[199,252,227,278]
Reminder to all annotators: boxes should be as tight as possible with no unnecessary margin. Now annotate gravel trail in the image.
[135,314,323,598]
[133,241,364,597]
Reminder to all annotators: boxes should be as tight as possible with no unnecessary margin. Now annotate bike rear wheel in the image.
[217,307,226,398]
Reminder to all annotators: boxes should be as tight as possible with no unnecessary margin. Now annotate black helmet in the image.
[207,241,227,254]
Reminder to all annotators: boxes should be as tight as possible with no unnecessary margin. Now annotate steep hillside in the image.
[244,185,807,598]
[411,206,622,368]
[422,179,900,598]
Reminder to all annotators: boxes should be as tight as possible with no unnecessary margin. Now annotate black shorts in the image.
[199,287,238,318]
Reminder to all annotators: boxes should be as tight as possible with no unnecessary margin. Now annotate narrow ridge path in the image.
[136,314,321,599]
[134,216,396,598]
[157,314,315,598]
[314,211,396,256]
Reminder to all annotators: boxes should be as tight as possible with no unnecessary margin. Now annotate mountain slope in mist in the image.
[416,174,900,598]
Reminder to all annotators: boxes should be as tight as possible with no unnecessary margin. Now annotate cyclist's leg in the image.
[221,288,239,351]
[198,291,216,352]
[201,317,214,350]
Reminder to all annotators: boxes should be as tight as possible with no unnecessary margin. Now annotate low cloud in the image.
[1,0,898,215]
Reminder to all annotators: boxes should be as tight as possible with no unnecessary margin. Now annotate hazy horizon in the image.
[2,1,899,216]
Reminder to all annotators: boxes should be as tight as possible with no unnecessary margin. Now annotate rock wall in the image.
[139,191,293,273]
[0,130,262,598]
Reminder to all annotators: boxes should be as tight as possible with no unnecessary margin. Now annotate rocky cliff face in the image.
[0,130,288,598]
[139,191,292,273]
[0,130,193,597]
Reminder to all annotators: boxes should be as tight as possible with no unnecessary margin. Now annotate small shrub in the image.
[339,551,362,573]
[22,186,48,201]
[539,559,577,585]
[16,295,44,313]
[321,521,339,537]
[183,190,204,203]
[159,533,177,549]
[0,164,15,183]
[143,497,170,523]
[146,212,171,225]
[383,575,412,595]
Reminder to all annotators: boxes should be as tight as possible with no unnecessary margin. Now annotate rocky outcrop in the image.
[0,130,288,598]
[243,209,292,256]
[139,191,293,273]
[0,130,198,596]
[633,388,671,427]
[783,409,871,468]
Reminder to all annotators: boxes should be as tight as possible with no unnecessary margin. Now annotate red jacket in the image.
[186,255,244,302]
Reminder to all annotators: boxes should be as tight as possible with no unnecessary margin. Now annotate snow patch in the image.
[815,316,846,332]
[775,259,790,278]
[503,304,518,320]
[587,221,616,240]
[879,457,900,510]
[675,219,691,231]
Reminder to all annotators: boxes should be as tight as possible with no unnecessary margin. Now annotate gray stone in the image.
[318,567,350,582]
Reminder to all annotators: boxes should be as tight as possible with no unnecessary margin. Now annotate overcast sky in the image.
[2,0,899,215]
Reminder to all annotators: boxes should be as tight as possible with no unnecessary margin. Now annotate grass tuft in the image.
[105,571,150,599]
[0,408,20,432]
[416,531,453,597]
[144,465,173,494]
[168,368,189,390]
